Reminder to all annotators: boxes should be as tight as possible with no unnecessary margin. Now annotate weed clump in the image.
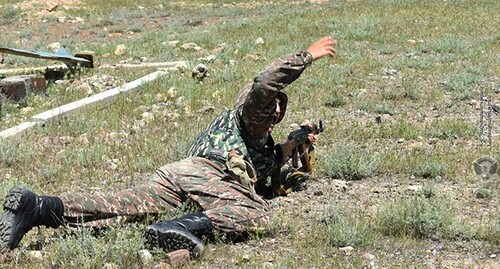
[322,204,376,247]
[320,143,379,181]
[375,195,456,239]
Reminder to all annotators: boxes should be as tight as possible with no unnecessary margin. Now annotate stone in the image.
[27,251,43,259]
[212,43,227,53]
[406,185,422,192]
[167,87,176,99]
[339,246,354,256]
[137,249,153,265]
[407,39,417,45]
[103,263,118,269]
[199,54,216,63]
[166,40,180,47]
[165,249,190,267]
[0,77,27,102]
[192,63,208,81]
[47,42,61,52]
[0,75,46,94]
[114,44,127,56]
[255,37,265,44]
[20,106,33,115]
[47,4,59,12]
[493,103,499,113]
[181,42,199,50]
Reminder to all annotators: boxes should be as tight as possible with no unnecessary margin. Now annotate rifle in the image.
[288,120,324,172]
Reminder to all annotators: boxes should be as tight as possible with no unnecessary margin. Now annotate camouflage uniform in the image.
[59,51,314,233]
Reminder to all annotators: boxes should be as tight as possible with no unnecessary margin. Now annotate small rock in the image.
[407,185,422,192]
[138,249,153,265]
[244,52,260,60]
[192,63,208,81]
[141,112,154,122]
[20,106,33,114]
[103,263,118,269]
[28,251,43,259]
[57,16,66,23]
[175,96,185,107]
[47,42,61,52]
[242,254,250,262]
[493,103,499,113]
[490,254,496,258]
[229,59,237,66]
[114,44,127,56]
[384,69,398,76]
[212,43,227,53]
[339,246,354,256]
[255,37,265,44]
[181,42,199,50]
[212,90,221,101]
[428,138,438,145]
[167,87,176,99]
[366,253,375,260]
[165,249,190,267]
[47,4,59,12]
[199,54,216,63]
[396,138,404,144]
[468,99,477,107]
[407,39,417,45]
[197,106,215,114]
[166,40,179,47]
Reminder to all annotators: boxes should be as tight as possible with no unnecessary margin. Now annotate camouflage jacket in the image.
[188,50,313,181]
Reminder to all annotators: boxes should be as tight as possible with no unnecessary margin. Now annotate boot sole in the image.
[0,211,15,252]
[3,186,30,212]
[0,186,35,252]
[144,226,204,259]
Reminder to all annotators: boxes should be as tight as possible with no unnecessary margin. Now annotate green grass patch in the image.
[376,194,457,239]
[323,203,377,247]
[319,142,380,181]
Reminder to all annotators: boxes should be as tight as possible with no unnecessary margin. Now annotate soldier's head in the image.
[268,93,287,132]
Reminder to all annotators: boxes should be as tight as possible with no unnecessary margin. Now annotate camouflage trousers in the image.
[60,157,271,233]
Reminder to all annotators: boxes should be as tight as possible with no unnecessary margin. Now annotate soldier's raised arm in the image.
[234,36,337,149]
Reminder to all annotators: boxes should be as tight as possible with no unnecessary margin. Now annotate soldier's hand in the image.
[301,120,319,146]
[273,185,290,196]
[306,36,337,61]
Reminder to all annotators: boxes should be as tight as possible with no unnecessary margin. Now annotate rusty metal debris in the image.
[0,47,93,68]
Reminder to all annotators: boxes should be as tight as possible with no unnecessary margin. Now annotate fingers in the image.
[307,133,318,143]
[326,47,336,57]
[307,36,338,60]
[320,36,337,46]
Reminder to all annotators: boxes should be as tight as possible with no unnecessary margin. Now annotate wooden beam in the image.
[0,61,188,76]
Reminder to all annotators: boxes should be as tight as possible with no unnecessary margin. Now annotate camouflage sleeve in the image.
[235,51,313,148]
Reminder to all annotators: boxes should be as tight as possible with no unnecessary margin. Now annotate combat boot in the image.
[144,212,213,259]
[0,186,64,252]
